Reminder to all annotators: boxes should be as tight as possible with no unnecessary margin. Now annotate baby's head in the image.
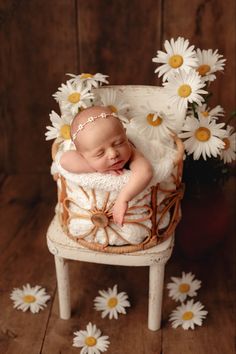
[71,106,131,173]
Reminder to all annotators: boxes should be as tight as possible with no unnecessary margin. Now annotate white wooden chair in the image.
[47,217,174,330]
[46,85,185,331]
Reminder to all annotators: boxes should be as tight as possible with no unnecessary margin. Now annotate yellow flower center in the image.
[81,73,93,79]
[23,295,36,303]
[85,336,97,347]
[182,311,194,321]
[197,64,211,76]
[108,297,118,308]
[223,137,230,150]
[179,283,190,293]
[68,92,81,103]
[146,113,162,126]
[168,55,184,68]
[195,127,211,142]
[202,111,209,117]
[108,105,118,113]
[178,84,192,98]
[60,124,71,139]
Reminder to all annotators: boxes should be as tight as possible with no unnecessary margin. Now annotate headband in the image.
[71,112,119,141]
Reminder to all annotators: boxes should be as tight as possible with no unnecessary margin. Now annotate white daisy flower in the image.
[152,37,198,81]
[94,284,130,320]
[167,272,201,302]
[96,89,130,124]
[179,114,226,160]
[67,72,109,89]
[196,48,226,82]
[129,103,177,141]
[45,110,74,150]
[190,103,224,120]
[73,322,110,353]
[220,125,236,163]
[163,69,207,111]
[10,284,50,313]
[53,81,94,115]
[169,299,208,330]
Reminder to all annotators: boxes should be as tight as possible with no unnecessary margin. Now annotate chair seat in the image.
[47,215,174,267]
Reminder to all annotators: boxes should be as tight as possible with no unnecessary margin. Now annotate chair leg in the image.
[54,256,71,319]
[148,263,165,331]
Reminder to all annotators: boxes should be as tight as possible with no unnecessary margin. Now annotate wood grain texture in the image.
[0,0,235,172]
[0,175,56,354]
[162,0,236,116]
[0,174,56,253]
[77,0,162,85]
[0,0,78,173]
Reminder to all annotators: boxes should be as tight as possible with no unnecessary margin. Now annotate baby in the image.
[60,106,153,225]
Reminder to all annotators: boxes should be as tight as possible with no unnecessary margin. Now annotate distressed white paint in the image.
[54,256,71,319]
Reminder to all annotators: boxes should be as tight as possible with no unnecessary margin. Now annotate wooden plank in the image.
[161,177,235,354]
[0,0,78,173]
[0,199,56,354]
[77,0,162,85]
[162,0,236,116]
[162,247,235,354]
[0,173,7,186]
[0,174,56,254]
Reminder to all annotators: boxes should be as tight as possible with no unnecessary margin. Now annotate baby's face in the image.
[73,107,132,173]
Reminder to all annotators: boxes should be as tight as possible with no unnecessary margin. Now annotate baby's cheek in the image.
[91,159,107,172]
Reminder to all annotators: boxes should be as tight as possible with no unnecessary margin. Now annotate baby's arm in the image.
[60,151,96,173]
[112,149,153,225]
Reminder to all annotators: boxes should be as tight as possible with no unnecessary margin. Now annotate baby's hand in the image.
[112,199,128,226]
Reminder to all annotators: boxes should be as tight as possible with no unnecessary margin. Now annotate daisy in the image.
[73,322,110,353]
[163,69,207,111]
[129,103,177,141]
[196,48,226,82]
[94,284,130,319]
[167,272,201,302]
[67,72,109,89]
[45,110,74,150]
[97,89,130,124]
[220,125,236,163]
[10,284,50,313]
[179,114,226,160]
[190,103,224,120]
[53,81,94,115]
[169,299,208,330]
[152,37,198,81]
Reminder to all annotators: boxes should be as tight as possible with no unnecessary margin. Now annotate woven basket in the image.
[52,85,185,253]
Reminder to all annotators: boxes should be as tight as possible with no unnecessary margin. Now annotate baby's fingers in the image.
[112,209,124,226]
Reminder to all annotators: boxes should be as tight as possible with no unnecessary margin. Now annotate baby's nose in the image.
[108,147,119,159]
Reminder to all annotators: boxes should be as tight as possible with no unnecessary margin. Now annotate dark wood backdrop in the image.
[0,0,235,173]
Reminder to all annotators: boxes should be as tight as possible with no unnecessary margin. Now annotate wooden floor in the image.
[0,174,235,354]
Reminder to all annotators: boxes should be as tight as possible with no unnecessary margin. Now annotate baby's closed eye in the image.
[94,150,105,158]
[113,139,125,147]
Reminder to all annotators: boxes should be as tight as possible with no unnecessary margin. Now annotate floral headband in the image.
[71,112,119,142]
